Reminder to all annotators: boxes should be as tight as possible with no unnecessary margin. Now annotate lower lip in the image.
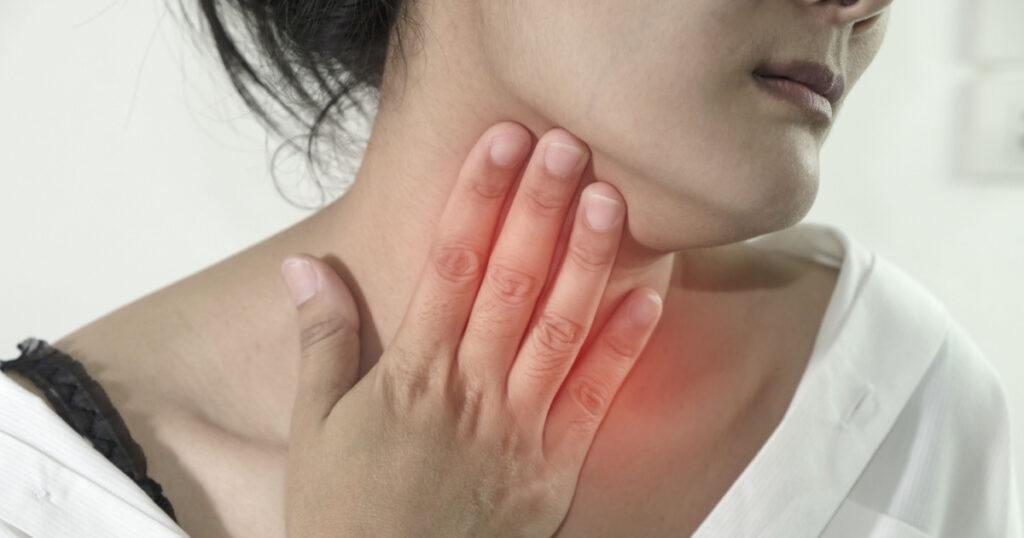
[752,73,833,123]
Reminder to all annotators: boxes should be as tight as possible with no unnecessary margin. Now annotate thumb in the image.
[280,254,361,432]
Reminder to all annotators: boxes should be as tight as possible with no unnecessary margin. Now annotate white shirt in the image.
[1,221,1020,537]
[694,222,1023,537]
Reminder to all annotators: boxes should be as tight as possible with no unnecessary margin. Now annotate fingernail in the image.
[490,133,527,167]
[583,192,622,231]
[544,142,584,177]
[281,258,319,306]
[630,290,662,327]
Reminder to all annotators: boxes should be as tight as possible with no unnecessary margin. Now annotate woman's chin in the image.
[622,170,819,253]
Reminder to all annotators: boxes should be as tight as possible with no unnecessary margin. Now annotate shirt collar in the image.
[694,222,951,537]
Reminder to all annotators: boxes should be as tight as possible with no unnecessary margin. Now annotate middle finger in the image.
[456,129,589,387]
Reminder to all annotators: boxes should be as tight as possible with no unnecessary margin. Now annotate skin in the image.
[12,0,893,536]
[284,126,663,537]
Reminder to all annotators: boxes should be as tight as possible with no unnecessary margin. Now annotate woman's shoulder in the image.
[839,317,1022,536]
[0,347,188,537]
[832,245,1022,535]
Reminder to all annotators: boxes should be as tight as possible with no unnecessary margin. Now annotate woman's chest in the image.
[549,342,805,536]
[167,371,790,538]
[83,254,836,536]
[169,330,806,538]
[550,262,836,536]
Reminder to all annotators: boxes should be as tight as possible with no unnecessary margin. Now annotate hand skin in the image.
[278,122,664,537]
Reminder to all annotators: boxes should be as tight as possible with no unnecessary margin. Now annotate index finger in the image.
[387,122,532,369]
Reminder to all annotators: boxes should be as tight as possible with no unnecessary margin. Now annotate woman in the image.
[2,0,1020,535]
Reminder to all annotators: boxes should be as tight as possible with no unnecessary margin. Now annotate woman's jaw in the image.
[302,0,889,374]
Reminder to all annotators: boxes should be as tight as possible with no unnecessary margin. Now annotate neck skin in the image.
[331,127,680,383]
[310,6,692,380]
[333,130,679,381]
[54,4,756,447]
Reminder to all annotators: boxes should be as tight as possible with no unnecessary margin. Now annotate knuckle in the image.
[523,345,567,383]
[567,414,600,438]
[569,375,611,418]
[495,420,526,458]
[383,356,439,406]
[388,340,425,366]
[485,263,538,307]
[465,170,509,201]
[566,241,615,273]
[522,312,584,381]
[299,315,347,351]
[431,240,485,285]
[533,311,584,357]
[449,372,487,433]
[602,331,641,363]
[521,184,567,218]
[518,481,561,521]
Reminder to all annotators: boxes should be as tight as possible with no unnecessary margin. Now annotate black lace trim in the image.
[1,337,177,522]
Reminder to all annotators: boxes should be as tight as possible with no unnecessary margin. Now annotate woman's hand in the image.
[279,123,663,537]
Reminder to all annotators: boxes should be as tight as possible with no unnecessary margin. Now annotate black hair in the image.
[178,0,419,206]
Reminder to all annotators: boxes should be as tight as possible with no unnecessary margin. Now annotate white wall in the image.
[2,0,1022,514]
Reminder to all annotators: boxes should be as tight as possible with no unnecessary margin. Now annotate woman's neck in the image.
[320,90,679,381]
[53,4,707,447]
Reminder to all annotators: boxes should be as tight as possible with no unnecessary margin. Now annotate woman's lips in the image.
[752,73,833,124]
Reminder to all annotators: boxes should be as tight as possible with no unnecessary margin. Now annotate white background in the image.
[2,0,1022,514]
